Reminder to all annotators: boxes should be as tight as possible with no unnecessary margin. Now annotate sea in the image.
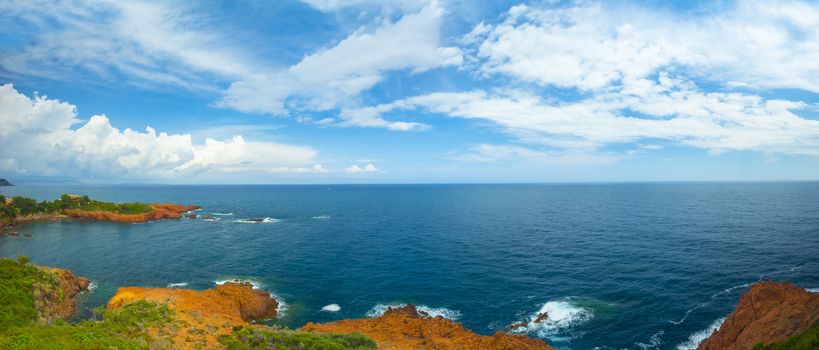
[0,183,817,350]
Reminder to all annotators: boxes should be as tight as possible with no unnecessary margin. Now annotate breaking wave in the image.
[676,317,725,350]
[236,217,280,223]
[213,278,264,290]
[366,303,461,320]
[312,215,331,219]
[212,212,234,216]
[510,299,593,339]
[167,282,188,288]
[321,304,341,312]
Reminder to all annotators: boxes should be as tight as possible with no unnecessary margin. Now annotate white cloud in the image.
[345,163,379,173]
[343,73,819,156]
[468,2,819,92]
[454,144,622,164]
[218,2,462,116]
[300,0,427,12]
[0,84,318,179]
[0,0,255,91]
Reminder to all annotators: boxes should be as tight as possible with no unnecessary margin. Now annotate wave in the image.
[87,282,98,291]
[213,278,264,290]
[509,299,593,339]
[203,217,220,222]
[366,303,461,321]
[212,212,234,216]
[321,303,341,312]
[676,317,725,350]
[167,282,188,288]
[312,215,331,219]
[271,293,288,318]
[807,288,819,293]
[236,217,280,223]
[635,330,664,350]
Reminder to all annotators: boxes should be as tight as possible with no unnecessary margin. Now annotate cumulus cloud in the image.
[0,84,318,179]
[345,163,379,173]
[217,1,462,117]
[468,2,819,92]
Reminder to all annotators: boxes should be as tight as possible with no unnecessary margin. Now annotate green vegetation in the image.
[218,326,377,350]
[0,301,174,350]
[752,323,819,350]
[0,194,154,225]
[0,257,58,330]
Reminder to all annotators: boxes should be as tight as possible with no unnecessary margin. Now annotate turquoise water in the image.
[1,183,817,350]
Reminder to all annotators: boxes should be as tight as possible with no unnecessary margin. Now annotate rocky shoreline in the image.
[1,258,816,350]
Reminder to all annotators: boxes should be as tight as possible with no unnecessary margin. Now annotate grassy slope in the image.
[0,258,376,350]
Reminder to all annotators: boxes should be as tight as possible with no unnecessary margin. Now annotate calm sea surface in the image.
[1,183,817,350]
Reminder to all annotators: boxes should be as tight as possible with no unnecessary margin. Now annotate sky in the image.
[1,0,819,184]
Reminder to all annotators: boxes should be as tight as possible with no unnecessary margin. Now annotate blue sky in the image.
[1,0,818,183]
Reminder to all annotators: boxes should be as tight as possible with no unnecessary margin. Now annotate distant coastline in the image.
[0,193,198,230]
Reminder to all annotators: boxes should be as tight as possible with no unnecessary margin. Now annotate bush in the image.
[0,301,173,350]
[218,326,377,350]
[0,258,57,331]
[752,323,819,350]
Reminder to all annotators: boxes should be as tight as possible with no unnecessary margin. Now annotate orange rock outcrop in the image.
[63,203,200,223]
[698,281,819,350]
[301,304,554,350]
[108,282,278,349]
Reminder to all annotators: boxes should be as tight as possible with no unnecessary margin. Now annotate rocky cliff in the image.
[108,282,278,349]
[301,304,554,350]
[33,267,91,323]
[698,281,819,350]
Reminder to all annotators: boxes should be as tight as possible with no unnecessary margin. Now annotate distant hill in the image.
[0,178,13,186]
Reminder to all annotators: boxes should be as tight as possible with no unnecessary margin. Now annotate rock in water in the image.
[698,281,819,350]
[302,304,555,350]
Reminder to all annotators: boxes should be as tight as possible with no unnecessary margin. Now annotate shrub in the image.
[218,326,377,350]
[752,323,819,350]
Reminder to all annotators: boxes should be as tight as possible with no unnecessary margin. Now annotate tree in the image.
[11,196,38,216]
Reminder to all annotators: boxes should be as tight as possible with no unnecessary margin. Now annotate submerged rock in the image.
[698,281,819,350]
[302,304,554,350]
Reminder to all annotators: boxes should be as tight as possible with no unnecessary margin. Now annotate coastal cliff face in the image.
[108,282,278,349]
[698,281,819,350]
[301,304,555,350]
[64,203,200,223]
[33,267,91,323]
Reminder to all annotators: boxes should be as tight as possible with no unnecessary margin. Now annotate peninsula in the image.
[0,178,12,186]
[0,193,199,229]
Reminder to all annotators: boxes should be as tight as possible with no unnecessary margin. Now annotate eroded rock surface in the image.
[698,281,819,350]
[302,304,554,350]
[33,267,90,323]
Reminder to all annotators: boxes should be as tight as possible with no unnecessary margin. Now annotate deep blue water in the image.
[0,183,817,350]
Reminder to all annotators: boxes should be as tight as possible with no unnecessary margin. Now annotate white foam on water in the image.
[510,300,593,339]
[203,217,220,222]
[167,282,188,288]
[271,293,288,318]
[213,278,264,290]
[321,304,341,312]
[675,317,725,350]
[635,330,664,350]
[312,215,331,219]
[87,282,98,291]
[236,217,280,223]
[807,288,819,293]
[366,303,461,321]
[212,212,233,216]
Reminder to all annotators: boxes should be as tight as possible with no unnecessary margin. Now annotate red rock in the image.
[698,281,819,350]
